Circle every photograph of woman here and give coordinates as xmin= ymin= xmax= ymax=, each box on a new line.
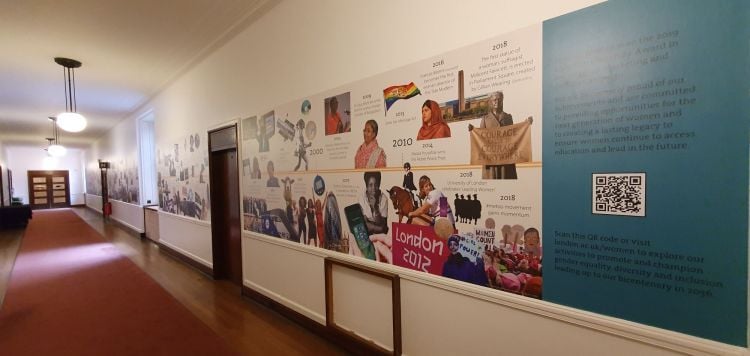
xmin=408 ymin=175 xmax=456 ymax=231
xmin=297 ymin=197 xmax=308 ymax=245
xmin=306 ymin=198 xmax=317 ymax=247
xmin=468 ymin=91 xmax=532 ymax=179
xmin=324 ymin=94 xmax=351 ymax=135
xmin=250 ymin=157 xmax=261 ymax=179
xmin=358 ymin=171 xmax=388 ymax=235
xmin=442 ymin=235 xmax=487 ymax=286
xmin=325 ymin=96 xmax=343 ymax=135
xmin=402 ymin=162 xmax=419 ymax=208
xmin=323 ymin=192 xmax=344 ymax=252
xmin=314 ymin=198 xmax=325 ymax=248
xmin=354 ymin=119 xmax=386 ymax=169
xmin=294 ymin=119 xmax=311 ymax=171
xmin=348 ymin=171 xmax=392 ymax=263
xmin=416 ymin=99 xmax=451 ymax=140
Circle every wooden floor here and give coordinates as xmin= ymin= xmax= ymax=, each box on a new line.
xmin=0 ymin=227 xmax=23 ymax=309
xmin=0 ymin=208 xmax=348 ymax=356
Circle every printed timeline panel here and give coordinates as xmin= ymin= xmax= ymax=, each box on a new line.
xmin=542 ymin=0 xmax=748 ymax=346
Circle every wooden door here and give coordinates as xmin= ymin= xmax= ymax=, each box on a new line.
xmin=209 ymin=125 xmax=242 ymax=285
xmin=27 ymin=170 xmax=70 ymax=209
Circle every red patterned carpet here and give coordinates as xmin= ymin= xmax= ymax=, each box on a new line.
xmin=0 ymin=209 xmax=239 ymax=356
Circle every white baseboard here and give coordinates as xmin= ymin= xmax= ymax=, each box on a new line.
xmin=111 ymin=215 xmax=144 ymax=233
xmin=158 ymin=239 xmax=213 ymax=269
xmin=244 ymin=280 xmax=326 ymax=325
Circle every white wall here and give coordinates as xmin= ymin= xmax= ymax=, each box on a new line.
xmin=85 ymin=112 xmax=143 ymax=230
xmin=6 ymin=145 xmax=85 ymax=205
xmin=158 ymin=211 xmax=213 ymax=267
xmin=105 ymin=1 xmax=746 ymax=354
xmin=84 ymin=141 xmax=101 ymax=196
xmin=109 ymin=199 xmax=145 ymax=233
xmin=137 ymin=114 xmax=157 ymax=205
xmin=86 ymin=193 xmax=102 ymax=212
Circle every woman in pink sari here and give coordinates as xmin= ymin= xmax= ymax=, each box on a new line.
xmin=354 ymin=119 xmax=386 ymax=168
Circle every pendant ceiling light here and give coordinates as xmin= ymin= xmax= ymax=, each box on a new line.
xmin=54 ymin=57 xmax=87 ymax=133
xmin=46 ymin=117 xmax=66 ymax=157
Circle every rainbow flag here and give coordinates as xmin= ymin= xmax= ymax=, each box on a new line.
xmin=383 ymin=82 xmax=421 ymax=112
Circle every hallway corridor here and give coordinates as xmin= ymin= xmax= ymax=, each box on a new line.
xmin=0 ymin=208 xmax=347 ymax=356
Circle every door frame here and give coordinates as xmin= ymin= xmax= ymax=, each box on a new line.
xmin=207 ymin=123 xmax=243 ymax=282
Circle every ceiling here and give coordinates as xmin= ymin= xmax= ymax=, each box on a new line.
xmin=0 ymin=0 xmax=274 ymax=149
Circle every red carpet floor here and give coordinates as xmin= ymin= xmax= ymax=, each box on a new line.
xmin=0 ymin=209 xmax=239 ymax=356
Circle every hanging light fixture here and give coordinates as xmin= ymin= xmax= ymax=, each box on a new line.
xmin=46 ymin=117 xmax=67 ymax=157
xmin=47 ymin=144 xmax=66 ymax=157
xmin=54 ymin=57 xmax=87 ymax=132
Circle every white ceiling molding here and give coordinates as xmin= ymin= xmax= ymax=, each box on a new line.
xmin=0 ymin=0 xmax=277 ymax=148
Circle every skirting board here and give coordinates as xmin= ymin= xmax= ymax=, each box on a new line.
xmin=243 ymin=280 xmax=326 ymax=325
xmin=85 ymin=194 xmax=102 ymax=212
xmin=244 ymin=232 xmax=746 ymax=355
xmin=156 ymin=240 xmax=214 ymax=278
xmin=111 ymin=215 xmax=144 ymax=234
xmin=87 ymin=205 xmax=102 ymax=214
xmin=84 ymin=206 xmax=141 ymax=236
xmin=242 ymin=284 xmax=391 ymax=356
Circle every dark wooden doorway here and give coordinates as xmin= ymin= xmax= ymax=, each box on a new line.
xmin=209 ymin=125 xmax=243 ymax=285
xmin=100 ymin=164 xmax=109 ymax=216
xmin=27 ymin=170 xmax=70 ymax=210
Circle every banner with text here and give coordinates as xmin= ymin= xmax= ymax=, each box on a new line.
xmin=470 ymin=121 xmax=532 ymax=165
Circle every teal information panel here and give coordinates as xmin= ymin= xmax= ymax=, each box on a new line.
xmin=543 ymin=0 xmax=748 ymax=345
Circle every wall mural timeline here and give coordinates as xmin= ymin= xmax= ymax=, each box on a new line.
xmin=236 ymin=0 xmax=748 ymax=347
xmin=76 ymin=0 xmax=745 ymax=347
xmin=85 ymin=155 xmax=139 ymax=205
xmin=157 ymin=132 xmax=211 ymax=221
xmin=85 ymin=164 xmax=101 ymax=197
xmin=242 ymin=24 xmax=543 ymax=298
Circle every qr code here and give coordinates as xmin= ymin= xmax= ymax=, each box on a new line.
xmin=592 ymin=173 xmax=646 ymax=217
